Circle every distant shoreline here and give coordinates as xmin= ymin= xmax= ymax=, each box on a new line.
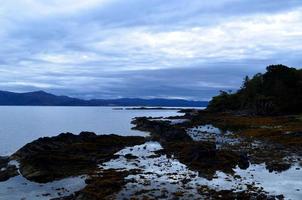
xmin=0 ymin=90 xmax=208 ymax=107
xmin=0 ymin=105 xmax=206 ymax=108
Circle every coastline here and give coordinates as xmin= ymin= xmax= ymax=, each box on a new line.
xmin=0 ymin=108 xmax=301 ymax=199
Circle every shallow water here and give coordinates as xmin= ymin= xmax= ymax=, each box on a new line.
xmin=0 ymin=106 xmax=192 ymax=200
xmin=0 ymin=106 xmax=183 ymax=155
xmin=0 ymin=174 xmax=86 ymax=200
xmin=101 ymin=142 xmax=302 ymax=199
xmin=1 ymin=107 xmax=301 ymax=199
xmin=150 ymin=118 xmax=189 ymax=125
xmin=234 ymin=164 xmax=302 ymax=200
xmin=100 ymin=142 xmax=205 ymax=199
xmin=187 ymin=124 xmax=239 ymax=148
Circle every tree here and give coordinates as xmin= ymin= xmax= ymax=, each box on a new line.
xmin=207 ymin=65 xmax=302 ymax=115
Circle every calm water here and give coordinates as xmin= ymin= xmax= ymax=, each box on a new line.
xmin=0 ymin=106 xmax=183 ymax=155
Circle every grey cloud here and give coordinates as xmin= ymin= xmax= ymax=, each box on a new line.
xmin=0 ymin=0 xmax=301 ymax=100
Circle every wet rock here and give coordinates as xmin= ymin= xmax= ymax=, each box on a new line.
xmin=42 ymin=193 xmax=51 ymax=196
xmin=55 ymin=169 xmax=139 ymax=200
xmin=181 ymin=178 xmax=191 ymax=185
xmin=132 ymin=117 xmax=192 ymax=142
xmin=147 ymin=154 xmax=161 ymax=159
xmin=0 ymin=156 xmax=18 ymax=182
xmin=124 ymin=154 xmax=138 ymax=160
xmin=198 ymin=185 xmax=283 ymax=200
xmin=0 ymin=165 xmax=18 ymax=182
xmin=0 ymin=156 xmax=9 ymax=168
xmin=173 ymin=191 xmax=184 ymax=197
xmin=275 ymin=195 xmax=285 ymax=200
xmin=266 ymin=162 xmax=291 ymax=173
xmin=12 ymin=132 xmax=145 ymax=183
xmin=132 ymin=117 xmax=251 ymax=179
xmin=238 ymin=153 xmax=250 ymax=169
xmin=162 ymin=141 xmax=246 ymax=179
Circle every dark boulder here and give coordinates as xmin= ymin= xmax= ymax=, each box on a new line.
xmin=0 ymin=165 xmax=18 ymax=182
xmin=12 ymin=132 xmax=145 ymax=183
xmin=0 ymin=156 xmax=9 ymax=168
xmin=132 ymin=117 xmax=192 ymax=142
xmin=162 ymin=141 xmax=246 ymax=179
xmin=238 ymin=152 xmax=250 ymax=169
xmin=124 ymin=154 xmax=138 ymax=160
xmin=0 ymin=156 xmax=18 ymax=182
xmin=266 ymin=162 xmax=291 ymax=173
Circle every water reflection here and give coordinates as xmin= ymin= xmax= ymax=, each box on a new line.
xmin=187 ymin=124 xmax=239 ymax=148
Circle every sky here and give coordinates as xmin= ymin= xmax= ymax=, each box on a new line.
xmin=0 ymin=0 xmax=301 ymax=100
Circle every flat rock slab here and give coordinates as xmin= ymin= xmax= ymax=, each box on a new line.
xmin=0 ymin=156 xmax=18 ymax=182
xmin=12 ymin=132 xmax=145 ymax=183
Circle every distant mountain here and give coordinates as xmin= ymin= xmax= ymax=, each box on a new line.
xmin=0 ymin=90 xmax=208 ymax=107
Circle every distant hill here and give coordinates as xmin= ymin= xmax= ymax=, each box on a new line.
xmin=0 ymin=90 xmax=208 ymax=107
xmin=207 ymin=65 xmax=302 ymax=115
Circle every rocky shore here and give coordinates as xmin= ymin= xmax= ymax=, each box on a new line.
xmin=130 ymin=110 xmax=302 ymax=199
xmin=184 ymin=110 xmax=302 ymax=171
xmin=0 ymin=156 xmax=18 ymax=182
xmin=132 ymin=117 xmax=250 ymax=179
xmin=0 ymin=132 xmax=146 ymax=199
xmin=0 ymin=109 xmax=301 ymax=199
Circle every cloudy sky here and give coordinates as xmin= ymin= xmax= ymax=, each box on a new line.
xmin=0 ymin=0 xmax=301 ymax=100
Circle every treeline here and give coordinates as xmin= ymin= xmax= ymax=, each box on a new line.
xmin=207 ymin=65 xmax=302 ymax=115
